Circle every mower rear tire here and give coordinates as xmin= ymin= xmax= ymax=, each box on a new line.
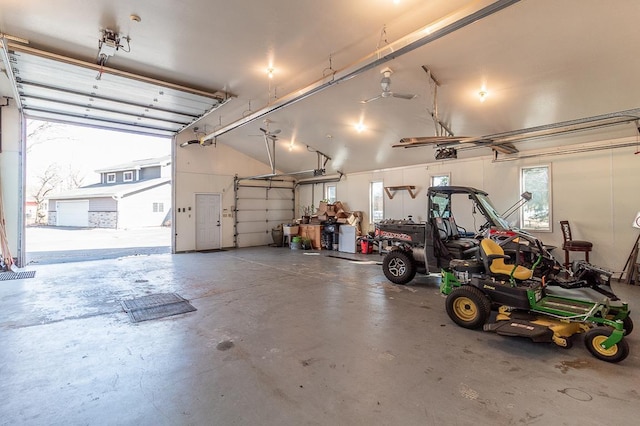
xmin=584 ymin=328 xmax=629 ymax=363
xmin=446 ymin=286 xmax=492 ymax=329
xmin=382 ymin=250 xmax=416 ymax=285
xmin=622 ymin=316 xmax=634 ymax=336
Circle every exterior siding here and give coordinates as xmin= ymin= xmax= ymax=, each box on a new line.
xmin=89 ymin=197 xmax=117 ymax=212
xmin=117 ymin=182 xmax=171 ymax=229
xmin=140 ymin=166 xmax=161 ymax=180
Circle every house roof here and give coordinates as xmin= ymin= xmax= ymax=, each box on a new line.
xmin=95 ymin=155 xmax=171 ymax=174
xmin=48 ymin=177 xmax=170 ymax=201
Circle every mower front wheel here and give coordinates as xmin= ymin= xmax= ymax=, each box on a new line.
xmin=445 ymin=286 xmax=492 ymax=329
xmin=584 ymin=328 xmax=629 ymax=363
xmin=382 ymin=250 xmax=416 ymax=285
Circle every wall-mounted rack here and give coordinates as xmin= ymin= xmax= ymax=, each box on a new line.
xmin=384 ymin=185 xmax=417 ymax=199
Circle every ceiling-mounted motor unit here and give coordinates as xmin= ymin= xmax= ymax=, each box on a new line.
xmin=435 ymin=147 xmax=457 ymax=160
xmin=96 ymin=29 xmax=131 ymax=66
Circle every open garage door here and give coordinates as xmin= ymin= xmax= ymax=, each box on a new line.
xmin=234 ymin=180 xmax=295 ymax=247
xmin=56 ymin=200 xmax=89 ymax=227
xmin=2 ymin=42 xmax=232 ymax=136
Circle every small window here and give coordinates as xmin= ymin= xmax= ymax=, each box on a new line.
xmin=520 ymin=165 xmax=552 ymax=231
xmin=325 ymin=184 xmax=337 ymax=203
xmin=153 ymin=202 xmax=164 ymax=213
xmin=430 ymin=173 xmax=450 ymax=187
xmin=370 ymin=181 xmax=384 ymax=223
xmin=123 ymin=171 xmax=134 ymax=182
xmin=106 ymin=173 xmax=116 ymax=184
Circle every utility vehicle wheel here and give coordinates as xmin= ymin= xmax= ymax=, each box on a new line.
xmin=382 ymin=250 xmax=416 ymax=285
xmin=445 ymin=286 xmax=491 ymax=329
xmin=584 ymin=328 xmax=629 ymax=363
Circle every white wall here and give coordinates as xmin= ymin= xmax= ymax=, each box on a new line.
xmin=0 ymin=104 xmax=23 ymax=265
xmin=174 ymin=133 xmax=277 ymax=251
xmin=118 ymin=183 xmax=171 ymax=229
xmin=297 ymin=138 xmax=640 ymax=273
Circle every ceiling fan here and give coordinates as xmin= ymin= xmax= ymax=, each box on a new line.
xmin=360 ymin=67 xmax=417 ymax=104
xmin=259 ymin=127 xmax=281 ymax=139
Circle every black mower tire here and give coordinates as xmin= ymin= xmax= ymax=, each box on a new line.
xmin=382 ymin=250 xmax=416 ymax=285
xmin=445 ymin=286 xmax=492 ymax=329
xmin=584 ymin=327 xmax=629 ymax=363
xmin=604 ymin=314 xmax=633 ymax=336
xmin=622 ymin=316 xmax=634 ymax=336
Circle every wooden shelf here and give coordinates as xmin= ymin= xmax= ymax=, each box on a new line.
xmin=384 ymin=185 xmax=417 ymax=199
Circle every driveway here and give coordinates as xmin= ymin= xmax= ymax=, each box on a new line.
xmin=26 ymin=226 xmax=171 ymax=265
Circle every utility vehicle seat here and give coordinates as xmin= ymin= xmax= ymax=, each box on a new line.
xmin=434 ymin=216 xmax=478 ymax=257
xmin=480 ymin=238 xmax=533 ymax=280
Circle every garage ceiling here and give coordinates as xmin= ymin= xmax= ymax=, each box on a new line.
xmin=1 ymin=0 xmax=639 ymax=173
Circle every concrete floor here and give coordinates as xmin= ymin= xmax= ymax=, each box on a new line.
xmin=1 ymin=247 xmax=638 ymax=426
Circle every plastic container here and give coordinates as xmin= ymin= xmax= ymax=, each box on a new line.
xmin=361 ymin=239 xmax=374 ymax=254
xmin=290 ymin=236 xmax=302 ymax=250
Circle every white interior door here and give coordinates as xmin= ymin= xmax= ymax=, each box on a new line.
xmin=196 ymin=194 xmax=221 ymax=250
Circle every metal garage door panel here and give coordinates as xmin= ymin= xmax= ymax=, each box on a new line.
xmin=57 ymin=200 xmax=89 ymax=227
xmin=24 ymin=97 xmax=181 ymax=132
xmin=235 ymin=182 xmax=294 ymax=247
xmin=5 ymin=44 xmax=232 ymax=136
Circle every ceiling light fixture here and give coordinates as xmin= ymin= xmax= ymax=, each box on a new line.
xmin=355 ymin=122 xmax=366 ymax=133
xmin=267 ymin=67 xmax=274 ymax=79
xmin=478 ymin=88 xmax=488 ymax=103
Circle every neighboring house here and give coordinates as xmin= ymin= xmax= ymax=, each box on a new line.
xmin=25 ymin=198 xmax=42 ymax=225
xmin=47 ymin=156 xmax=171 ymax=229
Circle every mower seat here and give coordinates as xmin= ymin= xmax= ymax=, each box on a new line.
xmin=480 ymin=238 xmax=533 ymax=281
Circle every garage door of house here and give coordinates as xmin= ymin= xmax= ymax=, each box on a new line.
xmin=57 ymin=200 xmax=89 ymax=227
xmin=235 ymin=180 xmax=295 ymax=247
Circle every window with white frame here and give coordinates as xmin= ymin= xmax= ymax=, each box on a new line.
xmin=430 ymin=173 xmax=450 ymax=187
xmin=370 ymin=181 xmax=384 ymax=223
xmin=520 ymin=165 xmax=552 ymax=231
xmin=106 ymin=173 xmax=116 ymax=184
xmin=123 ymin=171 xmax=134 ymax=182
xmin=325 ymin=184 xmax=337 ymax=203
xmin=153 ymin=202 xmax=164 ymax=213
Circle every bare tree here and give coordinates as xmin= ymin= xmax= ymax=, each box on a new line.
xmin=32 ymin=164 xmax=62 ymax=225
xmin=62 ymin=165 xmax=85 ymax=191
xmin=26 ymin=120 xmax=77 ymax=153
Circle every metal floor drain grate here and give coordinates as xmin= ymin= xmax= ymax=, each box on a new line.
xmin=0 ymin=271 xmax=37 ymax=281
xmin=121 ymin=293 xmax=196 ymax=323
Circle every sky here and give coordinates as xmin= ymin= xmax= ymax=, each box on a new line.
xmin=26 ymin=119 xmax=171 ymax=191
